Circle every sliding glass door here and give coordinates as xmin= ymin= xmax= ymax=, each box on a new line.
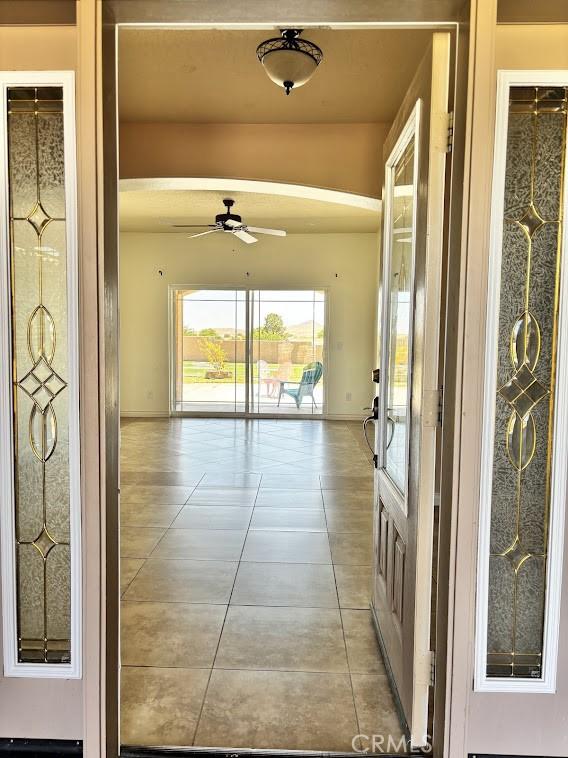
xmin=250 ymin=290 xmax=325 ymax=415
xmin=172 ymin=289 xmax=247 ymax=413
xmin=172 ymin=288 xmax=325 ymax=416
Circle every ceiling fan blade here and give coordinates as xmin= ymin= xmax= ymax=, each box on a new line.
xmin=188 ymin=229 xmax=222 ymax=239
xmin=172 ymin=224 xmax=217 ymax=228
xmin=246 ymin=226 xmax=287 ymax=237
xmin=233 ymin=230 xmax=258 ymax=245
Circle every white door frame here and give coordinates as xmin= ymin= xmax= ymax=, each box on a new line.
xmin=91 ymin=8 xmax=469 ymax=757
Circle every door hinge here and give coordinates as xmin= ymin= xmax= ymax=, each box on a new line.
xmin=429 ymin=650 xmax=436 ymax=687
xmin=446 ymin=111 xmax=454 ymax=153
xmin=423 ymin=388 xmax=443 ymax=428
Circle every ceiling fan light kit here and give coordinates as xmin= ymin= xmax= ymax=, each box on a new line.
xmin=172 ymin=198 xmax=287 ymax=245
xmin=256 ymin=29 xmax=323 ymax=95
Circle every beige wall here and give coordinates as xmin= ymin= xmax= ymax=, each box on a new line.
xmin=0 ymin=24 xmax=83 ymax=741
xmin=495 ymin=23 xmax=568 ymax=68
xmin=119 ymin=231 xmax=378 ymax=418
xmin=119 ymin=122 xmax=388 ymax=198
xmin=0 ymin=25 xmax=76 ymax=70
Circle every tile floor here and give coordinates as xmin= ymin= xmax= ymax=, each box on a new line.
xmin=120 ymin=417 xmax=404 ymax=753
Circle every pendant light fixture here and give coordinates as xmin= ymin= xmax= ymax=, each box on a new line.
xmin=256 ymin=29 xmax=323 ymax=96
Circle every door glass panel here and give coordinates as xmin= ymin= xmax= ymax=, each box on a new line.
xmin=383 ymin=137 xmax=416 ymax=495
xmin=250 ymin=290 xmax=325 ymax=415
xmin=485 ymin=86 xmax=567 ymax=679
xmin=173 ymin=289 xmax=246 ymax=413
xmin=6 ymin=86 xmax=73 ymax=664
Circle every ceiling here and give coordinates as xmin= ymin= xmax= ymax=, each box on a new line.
xmin=118 ymin=28 xmax=432 ymax=124
xmin=120 ymin=188 xmax=380 ymax=234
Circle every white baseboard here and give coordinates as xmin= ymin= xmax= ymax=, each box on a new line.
xmin=120 ymin=410 xmax=365 ymax=421
xmin=325 ymin=413 xmax=366 ymax=421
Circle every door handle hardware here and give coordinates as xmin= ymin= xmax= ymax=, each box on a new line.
xmin=363 ymin=415 xmax=376 ymax=461
xmin=386 ymin=416 xmax=395 ymax=450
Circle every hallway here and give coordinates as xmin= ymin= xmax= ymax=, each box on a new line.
xmin=119 ymin=418 xmax=404 ymax=752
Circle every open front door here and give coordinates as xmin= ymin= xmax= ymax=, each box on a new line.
xmin=372 ymin=32 xmax=450 ymax=748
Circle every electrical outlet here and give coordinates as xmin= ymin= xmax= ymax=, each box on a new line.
xmin=346 ymin=392 xmax=352 ymax=401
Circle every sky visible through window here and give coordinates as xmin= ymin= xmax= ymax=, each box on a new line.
xmin=182 ymin=290 xmax=324 ymax=334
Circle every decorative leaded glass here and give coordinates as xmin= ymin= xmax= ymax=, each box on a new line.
xmin=6 ymin=87 xmax=71 ymax=664
xmin=487 ymin=86 xmax=566 ymax=679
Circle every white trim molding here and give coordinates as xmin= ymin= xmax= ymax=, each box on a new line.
xmin=0 ymin=71 xmax=81 ymax=679
xmin=475 ymin=70 xmax=568 ymax=694
xmin=119 ymin=177 xmax=381 ymax=213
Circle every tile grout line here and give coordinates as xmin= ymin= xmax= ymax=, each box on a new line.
xmin=121 ymin=470 xmax=208 ymax=745
xmin=120 ymin=556 xmax=147 ymax=599
xmin=191 ymin=471 xmax=262 ymax=746
xmin=322 ymin=480 xmax=364 ymax=745
xmin=120 ymin=473 xmax=205 ymax=594
xmin=136 ymin=469 xmax=245 ymax=560
xmin=121 ymin=662 xmax=386 ymax=676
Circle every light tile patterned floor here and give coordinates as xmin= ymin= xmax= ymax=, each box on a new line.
xmin=120 ymin=418 xmax=405 ymax=752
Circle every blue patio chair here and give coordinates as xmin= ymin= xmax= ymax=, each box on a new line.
xmin=277 ymin=361 xmax=323 ymax=409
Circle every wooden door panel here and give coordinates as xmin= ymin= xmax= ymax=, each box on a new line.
xmin=372 ymin=32 xmax=450 ymax=747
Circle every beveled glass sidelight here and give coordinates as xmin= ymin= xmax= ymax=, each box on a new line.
xmin=487 ymin=86 xmax=567 ymax=679
xmin=6 ymin=86 xmax=72 ymax=664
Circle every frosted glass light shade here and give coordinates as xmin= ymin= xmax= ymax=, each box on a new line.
xmin=261 ymin=49 xmax=319 ymax=92
xmin=256 ymin=30 xmax=323 ymax=95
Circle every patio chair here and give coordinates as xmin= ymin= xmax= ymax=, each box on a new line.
xmin=277 ymin=361 xmax=323 ymax=409
xmin=264 ymin=361 xmax=292 ymax=398
xmin=258 ymin=359 xmax=272 ymax=396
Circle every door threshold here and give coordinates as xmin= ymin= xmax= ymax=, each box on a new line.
xmin=121 ymin=747 xmax=405 ymax=758
xmin=0 ymin=739 xmax=82 ymax=756
xmin=169 ymin=412 xmax=326 ymax=420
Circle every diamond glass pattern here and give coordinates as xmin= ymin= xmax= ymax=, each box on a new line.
xmin=27 ymin=201 xmax=52 ymax=236
xmin=18 ymin=356 xmax=67 ymax=412
xmin=33 ymin=528 xmax=57 ymax=559
xmin=503 ymin=537 xmax=532 ymax=572
xmin=498 ymin=362 xmax=549 ymax=419
xmin=518 ymin=203 xmax=545 ymax=238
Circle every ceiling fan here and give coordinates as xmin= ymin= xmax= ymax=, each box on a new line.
xmin=171 ymin=198 xmax=287 ymax=245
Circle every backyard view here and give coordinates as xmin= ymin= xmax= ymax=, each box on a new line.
xmin=174 ymin=289 xmax=325 ymax=414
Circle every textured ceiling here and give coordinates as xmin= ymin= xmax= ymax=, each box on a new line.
xmin=118 ymin=28 xmax=432 ymax=124
xmin=120 ymin=189 xmax=380 ymax=234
